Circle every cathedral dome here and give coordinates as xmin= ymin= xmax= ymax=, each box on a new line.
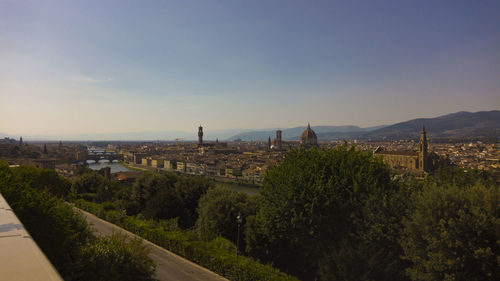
xmin=300 ymin=123 xmax=318 ymax=145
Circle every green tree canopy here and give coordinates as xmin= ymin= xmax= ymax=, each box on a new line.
xmin=72 ymin=171 xmax=107 ymax=194
xmin=246 ymin=145 xmax=409 ymax=280
xmin=426 ymin=164 xmax=497 ymax=189
xmin=9 ymin=165 xmax=72 ymax=198
xmin=196 ymin=186 xmax=257 ymax=249
xmin=402 ymin=183 xmax=499 ymax=281
xmin=175 ymin=174 xmax=213 ymax=227
xmin=131 ymin=171 xmax=212 ymax=227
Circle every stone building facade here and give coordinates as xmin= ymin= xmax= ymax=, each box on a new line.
xmin=374 ymin=125 xmax=430 ymax=172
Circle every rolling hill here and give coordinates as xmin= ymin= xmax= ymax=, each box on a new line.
xmin=362 ymin=110 xmax=500 ymax=140
xmin=228 ymin=110 xmax=500 ymax=141
xmin=229 ymin=125 xmax=386 ymax=141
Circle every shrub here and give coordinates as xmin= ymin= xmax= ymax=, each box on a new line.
xmin=0 ymin=163 xmax=156 ymax=281
xmin=75 ymin=234 xmax=155 ymax=281
xmin=73 ymin=198 xmax=298 ymax=281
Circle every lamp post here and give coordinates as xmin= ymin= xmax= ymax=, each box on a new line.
xmin=236 ymin=212 xmax=242 ymax=256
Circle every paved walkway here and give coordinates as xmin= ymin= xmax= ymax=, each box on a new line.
xmin=77 ymin=208 xmax=228 ymax=281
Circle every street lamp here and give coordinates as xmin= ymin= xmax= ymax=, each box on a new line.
xmin=236 ymin=212 xmax=242 ymax=256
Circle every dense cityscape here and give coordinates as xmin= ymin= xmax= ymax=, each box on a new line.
xmin=2 ymin=124 xmax=499 ymax=184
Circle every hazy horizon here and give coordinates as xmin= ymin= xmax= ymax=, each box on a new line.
xmin=3 ymin=109 xmax=499 ymax=141
xmin=1 ymin=122 xmax=382 ymax=141
xmin=2 ymin=0 xmax=499 ymax=137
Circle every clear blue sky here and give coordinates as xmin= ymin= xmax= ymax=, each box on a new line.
xmin=1 ymin=0 xmax=499 ymax=136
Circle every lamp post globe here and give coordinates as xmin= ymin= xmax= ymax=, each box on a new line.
xmin=236 ymin=212 xmax=242 ymax=256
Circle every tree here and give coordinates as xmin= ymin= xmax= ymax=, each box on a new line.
xmin=35 ymin=169 xmax=72 ymax=198
xmin=75 ymin=164 xmax=94 ymax=175
xmin=426 ymin=165 xmax=497 ymax=189
xmin=143 ymin=186 xmax=186 ymax=221
xmin=196 ymin=186 xmax=256 ymax=249
xmin=131 ymin=172 xmax=173 ymax=212
xmin=10 ymin=166 xmax=72 ymax=198
xmin=401 ymin=183 xmax=499 ymax=281
xmin=246 ymin=145 xmax=409 ymax=280
xmin=131 ymin=172 xmax=211 ymax=227
xmin=174 ymin=174 xmax=212 ymax=227
xmin=72 ymin=171 xmax=106 ymax=194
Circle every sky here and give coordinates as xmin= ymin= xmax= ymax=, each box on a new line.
xmin=1 ymin=0 xmax=499 ymax=138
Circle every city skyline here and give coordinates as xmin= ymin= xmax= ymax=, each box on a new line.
xmin=1 ymin=0 xmax=499 ymax=136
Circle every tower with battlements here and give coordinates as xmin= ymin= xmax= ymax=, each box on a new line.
xmin=198 ymin=126 xmax=203 ymax=147
xmin=276 ymin=130 xmax=282 ymax=150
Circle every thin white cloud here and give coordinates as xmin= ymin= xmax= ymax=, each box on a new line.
xmin=72 ymin=75 xmax=112 ymax=83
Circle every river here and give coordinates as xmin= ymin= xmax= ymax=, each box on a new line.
xmin=87 ymin=161 xmax=131 ymax=173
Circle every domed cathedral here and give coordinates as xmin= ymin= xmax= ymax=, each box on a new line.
xmin=300 ymin=123 xmax=318 ymax=146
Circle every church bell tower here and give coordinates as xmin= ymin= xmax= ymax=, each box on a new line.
xmin=419 ymin=125 xmax=428 ymax=172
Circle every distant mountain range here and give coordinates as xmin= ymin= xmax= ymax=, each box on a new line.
xmin=228 ymin=125 xmax=387 ymax=141
xmin=228 ymin=110 xmax=500 ymax=141
xmin=362 ymin=110 xmax=500 ymax=140
xmin=0 ymin=129 xmax=254 ymax=142
xmin=2 ymin=110 xmax=499 ymax=141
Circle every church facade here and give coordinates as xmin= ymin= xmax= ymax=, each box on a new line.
xmin=374 ymin=125 xmax=430 ymax=172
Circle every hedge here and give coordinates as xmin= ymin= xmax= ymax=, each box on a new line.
xmin=74 ymin=199 xmax=298 ymax=281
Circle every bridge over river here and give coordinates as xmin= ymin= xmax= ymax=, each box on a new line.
xmin=77 ymin=148 xmax=124 ymax=163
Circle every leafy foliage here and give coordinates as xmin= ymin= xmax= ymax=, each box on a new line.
xmin=131 ymin=171 xmax=212 ymax=227
xmin=196 ymin=186 xmax=258 ymax=252
xmin=75 ymin=234 xmax=155 ymax=281
xmin=74 ymin=199 xmax=298 ymax=281
xmin=246 ymin=145 xmax=409 ymax=280
xmin=10 ymin=165 xmax=72 ymax=198
xmin=0 ymin=162 xmax=155 ymax=281
xmin=143 ymin=186 xmax=186 ymax=221
xmin=72 ymin=170 xmax=107 ymax=194
xmin=426 ymin=164 xmax=497 ymax=189
xmin=401 ymin=183 xmax=500 ymax=281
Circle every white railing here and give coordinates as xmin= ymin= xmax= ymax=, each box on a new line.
xmin=0 ymin=193 xmax=63 ymax=281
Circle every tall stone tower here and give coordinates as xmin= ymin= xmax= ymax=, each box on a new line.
xmin=198 ymin=125 xmax=203 ymax=147
xmin=418 ymin=125 xmax=428 ymax=172
xmin=276 ymin=130 xmax=282 ymax=150
xmin=19 ymin=137 xmax=23 ymax=146
xmin=268 ymin=136 xmax=271 ymax=151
